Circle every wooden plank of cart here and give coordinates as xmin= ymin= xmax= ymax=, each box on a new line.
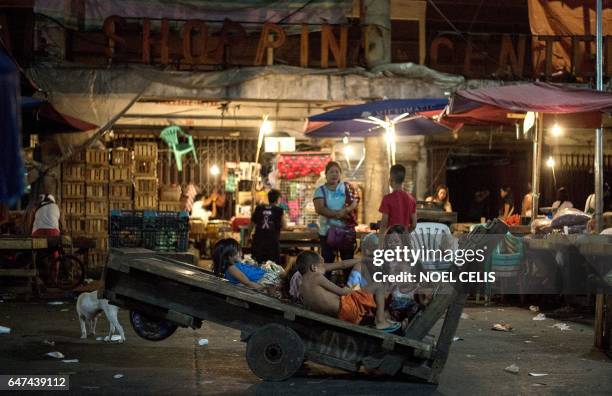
xmin=0 ymin=236 xmax=49 ymax=300
xmin=102 ymin=220 xmax=507 ymax=383
xmin=576 ymin=235 xmax=612 ymax=354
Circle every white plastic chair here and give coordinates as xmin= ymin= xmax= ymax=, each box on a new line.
xmin=411 ymin=222 xmax=457 ymax=271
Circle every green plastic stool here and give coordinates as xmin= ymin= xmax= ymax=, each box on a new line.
xmin=160 ymin=126 xmax=198 ymax=171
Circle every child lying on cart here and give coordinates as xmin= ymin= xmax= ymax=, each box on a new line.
xmin=296 ymin=251 xmax=402 ymax=333
xmin=212 ymin=238 xmax=284 ymax=293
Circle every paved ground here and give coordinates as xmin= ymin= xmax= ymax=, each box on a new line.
xmin=0 ymin=301 xmax=610 ymax=395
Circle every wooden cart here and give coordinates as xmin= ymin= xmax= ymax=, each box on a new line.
xmin=102 ymin=220 xmax=507 ymax=383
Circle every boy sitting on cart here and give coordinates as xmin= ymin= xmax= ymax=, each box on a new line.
xmin=297 ymin=251 xmax=401 ymax=333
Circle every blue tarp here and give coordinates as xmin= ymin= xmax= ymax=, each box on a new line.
xmin=0 ymin=50 xmax=25 ymax=205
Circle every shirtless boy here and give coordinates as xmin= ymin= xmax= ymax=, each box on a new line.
xmin=296 ymin=251 xmax=400 ymax=333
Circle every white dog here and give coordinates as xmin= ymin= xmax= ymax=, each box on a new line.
xmin=76 ymin=290 xmax=125 ymax=343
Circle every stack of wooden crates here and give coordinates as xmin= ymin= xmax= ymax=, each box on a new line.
xmin=61 ymin=147 xmax=135 ymax=271
xmin=109 ymin=148 xmax=133 ymax=211
xmin=133 ymin=142 xmax=158 ymax=210
xmin=84 ymin=148 xmax=110 ymax=268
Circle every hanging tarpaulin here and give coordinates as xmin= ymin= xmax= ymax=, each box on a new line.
xmin=34 ymin=0 xmax=353 ymax=29
xmin=0 ymin=50 xmax=24 ymax=204
xmin=528 ymin=0 xmax=612 ymax=76
xmin=277 ymin=153 xmax=331 ymax=180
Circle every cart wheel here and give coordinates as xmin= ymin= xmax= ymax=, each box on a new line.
xmin=130 ymin=310 xmax=178 ymax=341
xmin=245 ymin=323 xmax=305 ymax=381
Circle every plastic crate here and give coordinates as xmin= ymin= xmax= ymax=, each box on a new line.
xmin=86 ymin=149 xmax=109 ymax=166
xmin=62 ymin=182 xmax=85 ymax=198
xmin=134 ymin=142 xmax=158 ymax=160
xmin=109 ymin=210 xmax=189 ymax=252
xmin=67 ymin=149 xmax=86 ymax=163
xmin=86 ymin=183 xmax=108 ymax=199
xmin=62 ymin=164 xmax=85 ymax=181
xmin=91 ymin=233 xmax=109 ymax=251
xmin=85 ymin=167 xmax=109 ymax=182
xmin=111 ymin=148 xmax=132 ymax=165
xmin=61 ymin=199 xmax=85 ymax=216
xmin=134 ymin=177 xmax=158 ymax=194
xmin=109 ymin=199 xmax=132 ymax=211
xmin=85 ymin=199 xmax=108 ymax=216
xmin=110 ymin=165 xmax=131 ymax=182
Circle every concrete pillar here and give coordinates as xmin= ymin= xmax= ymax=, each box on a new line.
xmin=362 ymin=0 xmax=391 ymax=68
xmin=364 ymin=136 xmax=389 ymax=225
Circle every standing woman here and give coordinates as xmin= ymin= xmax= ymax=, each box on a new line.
xmin=499 ymin=186 xmax=515 ymax=219
xmin=313 ymin=161 xmax=359 ymax=265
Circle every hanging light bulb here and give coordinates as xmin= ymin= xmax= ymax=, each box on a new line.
xmin=551 ymin=123 xmax=562 ymax=137
xmin=546 ymin=156 xmax=556 ymax=168
xmin=343 ymin=145 xmax=353 ymax=159
xmin=342 ymin=136 xmax=349 ymax=144
xmin=210 ymin=164 xmax=220 ymax=175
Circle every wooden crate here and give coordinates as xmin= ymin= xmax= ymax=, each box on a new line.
xmin=65 ymin=215 xmax=85 ymax=233
xmin=85 ymin=167 xmax=109 ymax=182
xmin=109 ymin=199 xmax=132 ymax=211
xmin=134 ymin=194 xmax=158 ymax=210
xmin=134 ymin=142 xmax=158 ymax=159
xmin=67 ymin=149 xmax=86 ymax=163
xmin=85 ymin=216 xmax=108 ymax=234
xmin=85 ymin=199 xmax=108 ymax=216
xmin=87 ymin=250 xmax=108 ymax=269
xmin=111 ymin=148 xmax=132 ymax=165
xmin=159 ymin=201 xmax=184 ymax=212
xmin=62 ymin=164 xmax=85 ymax=181
xmin=109 ymin=182 xmax=132 ymax=200
xmin=90 ymin=233 xmax=109 ymax=251
xmin=61 ymin=182 xmax=85 ymax=198
xmin=109 ymin=165 xmax=131 ymax=182
xmin=134 ymin=160 xmax=157 ymax=177
xmin=86 ymin=148 xmax=109 ymax=166
xmin=134 ymin=177 xmax=158 ymax=194
xmin=61 ymin=199 xmax=85 ymax=216
xmin=86 ymin=183 xmax=108 ymax=199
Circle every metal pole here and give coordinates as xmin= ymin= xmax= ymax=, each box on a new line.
xmin=594 ymin=0 xmax=608 ymax=352
xmin=531 ymin=113 xmax=541 ymax=222
xmin=595 ymin=0 xmax=604 ymax=233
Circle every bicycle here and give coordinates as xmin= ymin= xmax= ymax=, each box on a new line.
xmin=37 ymin=236 xmax=85 ymax=290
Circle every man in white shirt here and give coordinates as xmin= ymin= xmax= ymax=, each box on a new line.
xmin=31 ymin=194 xmax=65 ymax=237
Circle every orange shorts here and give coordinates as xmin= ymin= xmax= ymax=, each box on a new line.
xmin=338 ymin=291 xmax=377 ymax=324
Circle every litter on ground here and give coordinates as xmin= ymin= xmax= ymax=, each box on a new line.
xmin=0 ymin=325 xmax=11 ymax=334
xmin=532 ymin=313 xmax=546 ymax=321
xmin=529 ymin=373 xmax=549 ymax=377
xmin=492 ymin=323 xmax=513 ymax=332
xmin=197 ymin=338 xmax=209 ymax=346
xmin=504 ymin=364 xmax=519 ymax=374
xmin=551 ymin=323 xmax=571 ymax=331
xmin=113 ymin=374 xmax=124 ymax=379
xmin=529 ymin=305 xmax=540 ymax=312
xmin=62 ymin=359 xmax=79 ymax=363
xmin=47 ymin=301 xmax=64 ymax=305
xmin=46 ymin=351 xmax=65 ymax=359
